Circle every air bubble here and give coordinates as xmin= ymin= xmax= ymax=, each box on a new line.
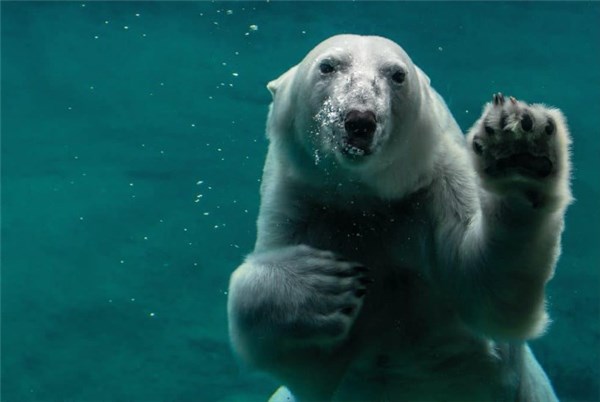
xmin=313 ymin=150 xmax=321 ymax=165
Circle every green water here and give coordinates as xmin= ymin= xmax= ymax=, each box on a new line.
xmin=1 ymin=2 xmax=599 ymax=401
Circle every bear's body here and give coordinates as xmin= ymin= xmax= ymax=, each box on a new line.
xmin=228 ymin=35 xmax=571 ymax=401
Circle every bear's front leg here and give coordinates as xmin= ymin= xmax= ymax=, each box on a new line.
xmin=458 ymin=94 xmax=572 ymax=338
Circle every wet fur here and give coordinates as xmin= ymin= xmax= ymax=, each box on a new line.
xmin=228 ymin=35 xmax=571 ymax=401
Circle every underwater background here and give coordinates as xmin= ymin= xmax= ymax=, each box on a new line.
xmin=1 ymin=2 xmax=599 ymax=401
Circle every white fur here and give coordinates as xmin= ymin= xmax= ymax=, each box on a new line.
xmin=228 ymin=35 xmax=571 ymax=401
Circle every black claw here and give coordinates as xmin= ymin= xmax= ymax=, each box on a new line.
xmin=493 ymin=93 xmax=505 ymax=105
xmin=472 ymin=138 xmax=483 ymax=155
xmin=354 ymin=289 xmax=367 ymax=298
xmin=340 ymin=306 xmax=355 ymax=316
xmin=358 ymin=277 xmax=375 ymax=286
xmin=521 ymin=112 xmax=533 ymax=132
xmin=352 ymin=265 xmax=370 ymax=274
xmin=545 ymin=118 xmax=555 ymax=135
xmin=484 ymin=125 xmax=494 ymax=135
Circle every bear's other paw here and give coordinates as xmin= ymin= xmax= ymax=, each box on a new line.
xmin=250 ymin=245 xmax=372 ymax=345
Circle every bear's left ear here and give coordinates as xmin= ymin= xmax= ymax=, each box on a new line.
xmin=265 ymin=65 xmax=299 ymax=140
xmin=267 ymin=65 xmax=298 ymax=98
xmin=415 ymin=65 xmax=431 ymax=86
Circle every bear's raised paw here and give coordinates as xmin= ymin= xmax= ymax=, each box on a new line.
xmin=470 ymin=93 xmax=567 ymax=181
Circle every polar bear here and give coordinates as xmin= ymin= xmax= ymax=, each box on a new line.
xmin=227 ymin=35 xmax=571 ymax=401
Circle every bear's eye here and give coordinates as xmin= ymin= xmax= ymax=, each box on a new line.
xmin=319 ymin=62 xmax=335 ymax=74
xmin=391 ymin=70 xmax=406 ymax=84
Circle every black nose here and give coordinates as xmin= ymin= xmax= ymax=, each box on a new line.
xmin=344 ymin=110 xmax=377 ymax=138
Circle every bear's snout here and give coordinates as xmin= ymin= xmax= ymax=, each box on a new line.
xmin=344 ymin=110 xmax=377 ymax=150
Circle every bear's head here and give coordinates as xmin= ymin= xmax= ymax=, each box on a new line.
xmin=266 ymin=35 xmax=442 ymax=199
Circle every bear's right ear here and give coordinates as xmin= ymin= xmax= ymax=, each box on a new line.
xmin=267 ymin=65 xmax=298 ymax=98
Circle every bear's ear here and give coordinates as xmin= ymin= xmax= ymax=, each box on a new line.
xmin=415 ymin=66 xmax=431 ymax=86
xmin=267 ymin=65 xmax=298 ymax=98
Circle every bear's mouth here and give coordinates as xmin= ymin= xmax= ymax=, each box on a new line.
xmin=341 ymin=136 xmax=373 ymax=157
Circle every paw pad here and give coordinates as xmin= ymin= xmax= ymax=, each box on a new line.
xmin=521 ymin=112 xmax=533 ymax=132
xmin=545 ymin=119 xmax=555 ymax=136
xmin=473 ymin=139 xmax=484 ymax=155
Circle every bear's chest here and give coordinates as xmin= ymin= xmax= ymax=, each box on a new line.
xmin=291 ymin=196 xmax=447 ymax=337
xmin=291 ymin=195 xmax=430 ymax=268
xmin=288 ymin=193 xmax=469 ymax=344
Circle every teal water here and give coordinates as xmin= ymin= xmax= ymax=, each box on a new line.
xmin=1 ymin=2 xmax=599 ymax=401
